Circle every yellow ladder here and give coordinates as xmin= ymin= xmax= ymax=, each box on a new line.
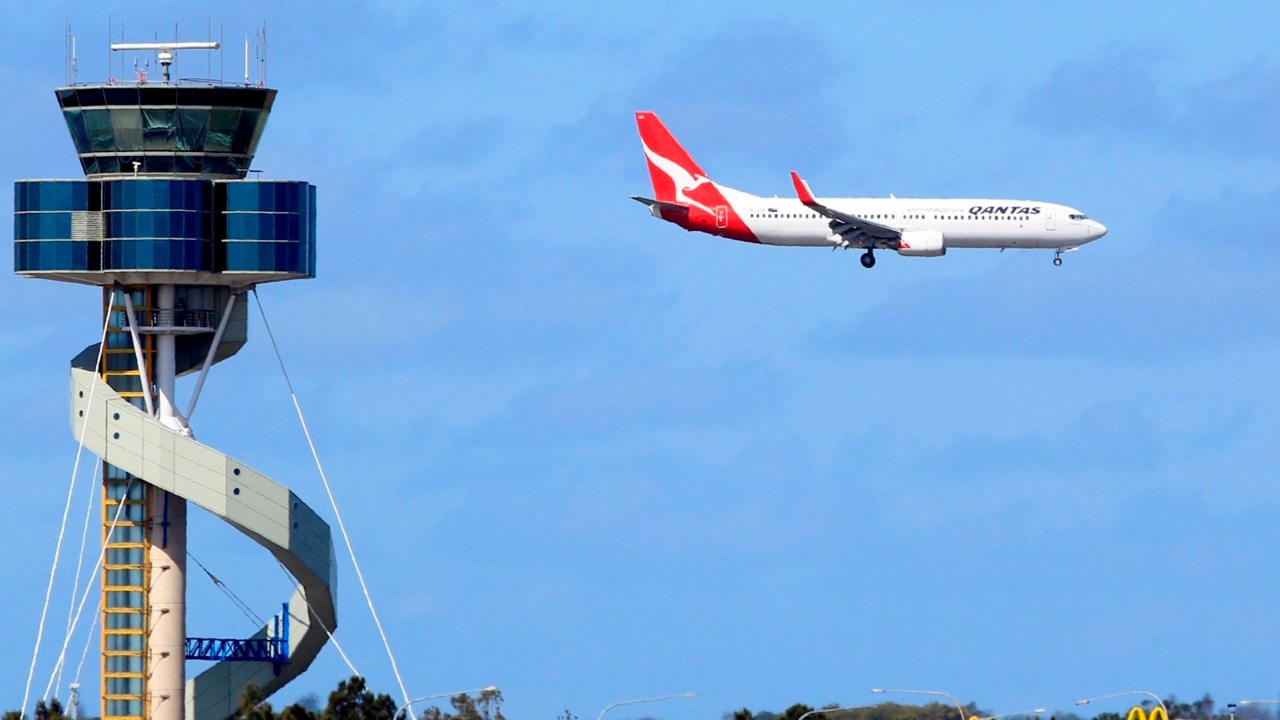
xmin=100 ymin=287 xmax=152 ymax=720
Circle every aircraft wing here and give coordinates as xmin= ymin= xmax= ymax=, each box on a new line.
xmin=790 ymin=172 xmax=900 ymax=240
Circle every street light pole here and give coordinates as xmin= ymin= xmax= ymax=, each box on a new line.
xmin=1075 ymin=691 xmax=1168 ymax=718
xmin=872 ymin=687 xmax=969 ymax=720
xmin=596 ymin=692 xmax=697 ymax=720
xmin=396 ymin=686 xmax=501 ymax=720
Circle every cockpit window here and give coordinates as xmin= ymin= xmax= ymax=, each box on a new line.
xmin=1069 ymin=213 xmax=1089 ymax=220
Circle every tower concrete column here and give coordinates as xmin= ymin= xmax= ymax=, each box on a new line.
xmin=148 ymin=490 xmax=187 ymax=720
xmin=150 ymin=283 xmax=187 ymax=720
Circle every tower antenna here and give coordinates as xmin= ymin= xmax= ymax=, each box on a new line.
xmin=110 ymin=40 xmax=219 ymax=85
xmin=260 ymin=22 xmax=268 ymax=86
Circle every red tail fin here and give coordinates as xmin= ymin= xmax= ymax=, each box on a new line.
xmin=635 ymin=111 xmax=710 ymax=202
xmin=633 ymin=111 xmax=760 ymax=244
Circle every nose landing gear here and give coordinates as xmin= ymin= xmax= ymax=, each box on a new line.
xmin=1053 ymin=249 xmax=1063 ymax=266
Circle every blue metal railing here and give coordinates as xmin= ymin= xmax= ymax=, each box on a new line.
xmin=185 ymin=603 xmax=290 ymax=668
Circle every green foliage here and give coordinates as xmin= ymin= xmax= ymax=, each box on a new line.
xmin=34 ymin=700 xmax=69 ymax=720
xmin=732 ymin=701 xmax=994 ymax=720
xmin=1 ymin=698 xmax=74 ymax=720
xmin=230 ymin=675 xmax=397 ymax=720
xmin=8 ymin=684 xmax=1267 ymax=720
xmin=780 ymin=706 xmax=816 ymax=720
xmin=322 ymin=676 xmax=397 ymax=720
xmin=236 ymin=683 xmax=277 ymax=720
xmin=418 ymin=688 xmax=505 ymax=720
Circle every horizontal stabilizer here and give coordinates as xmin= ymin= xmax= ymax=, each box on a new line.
xmin=631 ymin=196 xmax=690 ymax=216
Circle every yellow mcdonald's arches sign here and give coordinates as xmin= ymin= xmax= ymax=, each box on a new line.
xmin=1126 ymin=707 xmax=1168 ymax=720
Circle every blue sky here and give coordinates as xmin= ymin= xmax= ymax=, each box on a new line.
xmin=4 ymin=1 xmax=1280 ymax=718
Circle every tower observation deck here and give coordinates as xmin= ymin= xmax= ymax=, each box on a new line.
xmin=15 ymin=37 xmax=336 ymax=720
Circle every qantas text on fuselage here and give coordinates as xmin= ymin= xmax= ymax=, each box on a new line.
xmin=631 ymin=111 xmax=1107 ymax=268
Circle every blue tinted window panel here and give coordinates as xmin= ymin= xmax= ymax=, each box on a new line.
xmin=224 ymin=243 xmax=251 ymax=271
xmin=150 ymin=240 xmax=169 ymax=269
xmin=36 ymin=213 xmax=72 ymax=239
xmin=233 ymin=109 xmax=262 ymax=155
xmin=226 ymin=214 xmax=245 ymax=238
xmin=83 ymin=108 xmax=114 ymax=152
xmin=148 ymin=181 xmax=168 ymax=208
xmin=62 ymin=109 xmax=92 ymax=154
xmin=150 ymin=212 xmax=169 ymax=238
xmin=32 ymin=242 xmax=47 ymax=270
xmin=227 ymin=182 xmax=257 ymax=210
xmin=142 ymin=107 xmax=176 ymax=150
xmin=109 ymin=108 xmax=143 ymax=151
xmin=133 ymin=213 xmax=151 ymax=238
xmin=176 ymin=154 xmax=201 ymax=174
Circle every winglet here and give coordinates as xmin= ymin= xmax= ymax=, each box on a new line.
xmin=790 ymin=171 xmax=817 ymax=207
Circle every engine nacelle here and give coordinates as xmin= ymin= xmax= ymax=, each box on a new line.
xmin=896 ymin=229 xmax=946 ymax=257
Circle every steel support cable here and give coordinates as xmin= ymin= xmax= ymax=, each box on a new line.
xmin=189 ymin=551 xmax=267 ymax=629
xmin=252 ymin=288 xmax=410 ymax=707
xmin=275 ymin=559 xmax=360 ymax=678
xmin=71 ymin=596 xmax=102 ymax=687
xmin=21 ymin=310 xmax=110 ymax=715
xmin=43 ymin=478 xmax=135 ymax=700
xmin=53 ymin=461 xmax=101 ymax=694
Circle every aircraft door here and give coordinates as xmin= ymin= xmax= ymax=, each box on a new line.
xmin=716 ymin=205 xmax=729 ymax=228
xmin=1045 ymin=211 xmax=1056 ymax=231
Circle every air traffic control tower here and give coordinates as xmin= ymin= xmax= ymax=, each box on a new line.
xmin=14 ymin=39 xmax=337 ymax=720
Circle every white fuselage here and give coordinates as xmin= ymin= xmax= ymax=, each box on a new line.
xmin=725 ymin=188 xmax=1106 ymax=250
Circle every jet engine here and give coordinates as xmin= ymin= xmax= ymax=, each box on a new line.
xmin=896 ymin=230 xmax=945 ymax=257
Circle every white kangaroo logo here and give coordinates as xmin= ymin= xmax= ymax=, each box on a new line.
xmin=641 ymin=140 xmax=719 ymax=217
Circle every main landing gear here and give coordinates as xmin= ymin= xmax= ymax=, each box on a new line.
xmin=860 ymin=250 xmax=876 ymax=269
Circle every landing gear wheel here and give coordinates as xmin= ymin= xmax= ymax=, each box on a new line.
xmin=1053 ymin=256 xmax=1063 ymax=267
xmin=860 ymin=251 xmax=876 ymax=269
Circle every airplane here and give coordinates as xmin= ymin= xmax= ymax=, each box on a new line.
xmin=632 ymin=111 xmax=1106 ymax=268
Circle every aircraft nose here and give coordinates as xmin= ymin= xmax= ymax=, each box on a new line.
xmin=1091 ymin=220 xmax=1108 ymax=240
